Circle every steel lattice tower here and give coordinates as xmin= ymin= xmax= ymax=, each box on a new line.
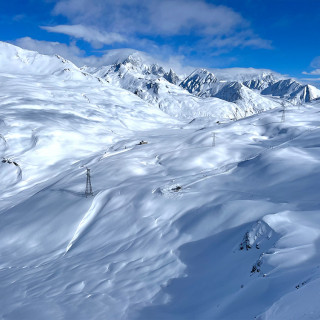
xmin=85 ymin=168 xmax=93 ymax=197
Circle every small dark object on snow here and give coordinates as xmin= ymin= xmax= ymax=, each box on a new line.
xmin=138 ymin=140 xmax=148 ymax=145
xmin=13 ymin=162 xmax=19 ymax=166
xmin=172 ymin=186 xmax=182 ymax=192
xmin=240 ymin=231 xmax=251 ymax=250
xmin=2 ymin=159 xmax=6 ymax=163
xmin=251 ymin=265 xmax=260 ymax=273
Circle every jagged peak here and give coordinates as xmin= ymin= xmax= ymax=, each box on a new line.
xmin=163 ymin=68 xmax=180 ymax=85
xmin=180 ymin=68 xmax=217 ymax=95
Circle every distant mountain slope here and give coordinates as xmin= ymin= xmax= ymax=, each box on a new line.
xmin=0 ymin=41 xmax=91 ymax=80
xmin=3 ymin=41 xmax=319 ymax=118
xmin=261 ymin=79 xmax=320 ymax=103
xmin=180 ymin=69 xmax=281 ymax=114
xmin=181 ymin=66 xmax=320 ymax=104
xmin=92 ymin=55 xmax=283 ymax=120
xmin=180 ymin=68 xmax=217 ymax=95
xmin=92 ymin=54 xmax=242 ymax=120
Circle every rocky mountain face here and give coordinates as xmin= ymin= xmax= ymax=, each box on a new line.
xmin=181 ymin=68 xmax=320 ymax=104
xmin=243 ymin=73 xmax=277 ymax=90
xmin=261 ymin=79 xmax=320 ymax=103
xmin=89 ymin=53 xmax=320 ymax=122
xmin=180 ymin=68 xmax=217 ymax=95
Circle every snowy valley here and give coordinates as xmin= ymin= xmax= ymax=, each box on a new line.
xmin=1 ymin=42 xmax=320 ymax=320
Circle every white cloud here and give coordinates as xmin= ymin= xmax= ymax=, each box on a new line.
xmin=41 ymin=25 xmax=127 ymax=48
xmin=207 ymin=31 xmax=272 ymax=50
xmin=302 ymin=69 xmax=320 ymax=75
xmin=50 ymin=0 xmax=271 ymax=51
xmin=11 ymin=37 xmax=195 ymax=74
xmin=301 ymin=77 xmax=320 ymax=81
xmin=311 ymin=56 xmax=320 ymax=69
xmin=14 ymin=37 xmax=85 ymax=63
xmin=52 ymin=0 xmax=245 ymax=37
xmin=302 ymin=56 xmax=320 ymax=76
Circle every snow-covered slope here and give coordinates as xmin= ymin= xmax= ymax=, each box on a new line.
xmin=180 ymin=70 xmax=281 ymax=115
xmin=86 ymin=50 xmax=320 ymax=119
xmin=2 ymin=42 xmax=320 ymax=320
xmin=92 ymin=54 xmax=243 ymax=121
xmin=208 ymin=67 xmax=283 ymax=83
xmin=261 ymin=79 xmax=320 ymax=103
xmin=181 ymin=67 xmax=320 ymax=105
xmin=242 ymin=73 xmax=278 ymax=90
xmin=0 ymin=42 xmax=91 ymax=81
xmin=91 ymin=54 xmax=286 ymax=121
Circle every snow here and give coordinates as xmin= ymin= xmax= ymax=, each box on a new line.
xmin=261 ymin=79 xmax=320 ymax=103
xmin=208 ymin=67 xmax=284 ymax=83
xmin=1 ymin=42 xmax=320 ymax=320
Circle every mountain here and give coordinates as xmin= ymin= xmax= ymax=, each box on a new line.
xmin=92 ymin=55 xmax=284 ymax=120
xmin=243 ymin=73 xmax=278 ymax=90
xmin=2 ymin=42 xmax=320 ymax=320
xmin=0 ymin=41 xmax=92 ymax=81
xmin=163 ymin=68 xmax=180 ymax=85
xmin=181 ymin=66 xmax=320 ymax=105
xmin=180 ymin=69 xmax=281 ymax=115
xmin=208 ymin=67 xmax=283 ymax=82
xmin=92 ymin=54 xmax=243 ymax=120
xmin=261 ymin=79 xmax=320 ymax=103
xmin=180 ymin=68 xmax=217 ymax=94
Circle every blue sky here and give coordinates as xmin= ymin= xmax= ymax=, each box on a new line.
xmin=1 ymin=0 xmax=320 ymax=81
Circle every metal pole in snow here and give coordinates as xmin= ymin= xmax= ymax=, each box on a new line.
xmin=212 ymin=132 xmax=216 ymax=147
xmin=281 ymin=103 xmax=286 ymax=123
xmin=85 ymin=168 xmax=93 ymax=197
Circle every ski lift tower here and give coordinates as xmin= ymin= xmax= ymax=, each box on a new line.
xmin=85 ymin=168 xmax=93 ymax=197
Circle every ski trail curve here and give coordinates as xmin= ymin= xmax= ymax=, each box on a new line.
xmin=65 ymin=190 xmax=110 ymax=254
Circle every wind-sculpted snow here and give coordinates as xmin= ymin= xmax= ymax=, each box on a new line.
xmin=2 ymin=43 xmax=320 ymax=320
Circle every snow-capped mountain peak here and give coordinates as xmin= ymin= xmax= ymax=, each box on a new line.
xmin=261 ymin=78 xmax=320 ymax=103
xmin=0 ymin=41 xmax=79 ymax=76
xmin=180 ymin=68 xmax=217 ymax=94
xmin=163 ymin=68 xmax=180 ymax=85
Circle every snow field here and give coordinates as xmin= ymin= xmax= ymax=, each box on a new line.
xmin=1 ymin=42 xmax=320 ymax=319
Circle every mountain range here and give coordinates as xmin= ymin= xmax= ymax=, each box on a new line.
xmin=1 ymin=41 xmax=320 ymax=320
